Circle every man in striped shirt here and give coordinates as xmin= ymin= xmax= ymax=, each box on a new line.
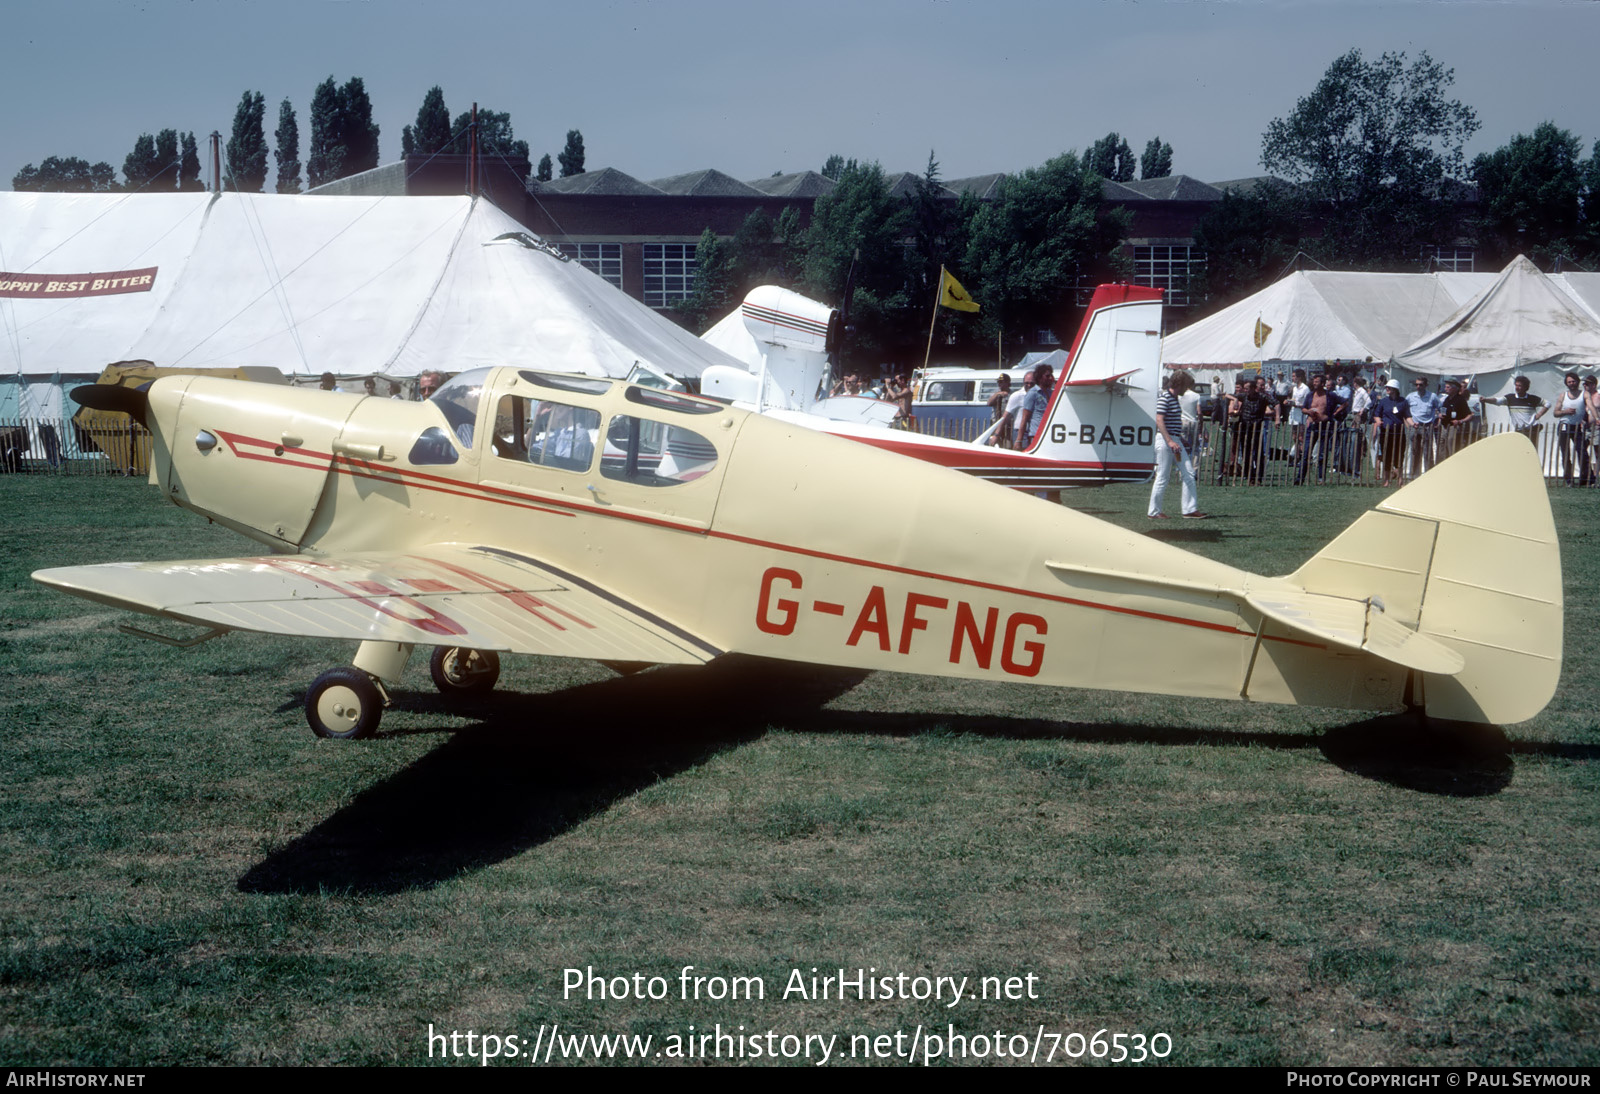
xmin=1149 ymin=370 xmax=1205 ymax=519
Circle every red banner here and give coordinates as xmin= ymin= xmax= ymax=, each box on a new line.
xmin=0 ymin=267 xmax=158 ymax=298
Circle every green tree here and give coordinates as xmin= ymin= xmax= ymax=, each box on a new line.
xmin=1085 ymin=132 xmax=1136 ymax=182
xmin=821 ymin=154 xmax=846 ymax=181
xmin=801 ymin=159 xmax=913 ymax=356
xmin=224 ymin=91 xmax=269 ymax=192
xmin=450 ymin=108 xmax=529 ymax=160
xmin=558 ymin=129 xmax=585 ymax=177
xmin=1261 ymin=48 xmax=1479 ymax=267
xmin=153 ymin=129 xmax=180 ymax=190
xmin=1585 ymin=142 xmax=1600 ymax=258
xmin=179 ymin=132 xmax=203 ymax=191
xmin=12 ymin=157 xmax=118 ymax=192
xmin=1190 ymin=185 xmax=1302 ymax=313
xmin=1140 ymin=137 xmax=1173 ymax=180
xmin=336 ymin=77 xmax=381 ymax=176
xmin=404 ymin=86 xmax=453 ymax=156
xmin=962 ymin=151 xmax=1126 ymax=345
xmin=123 ymin=134 xmax=160 ymax=190
xmin=677 ymin=209 xmax=804 ymax=332
xmin=306 ymin=77 xmax=343 ymax=187
xmin=774 ymin=205 xmax=803 ymax=254
xmin=306 ymin=76 xmax=379 ymax=186
xmin=274 ymin=99 xmax=302 ymax=194
xmin=536 ymin=153 xmax=553 ymax=182
xmin=904 ymin=150 xmax=971 ymax=345
xmin=1471 ymin=122 xmax=1585 ymax=266
xmin=676 ymin=227 xmax=733 ymax=332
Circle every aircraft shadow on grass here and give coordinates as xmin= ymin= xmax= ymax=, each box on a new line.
xmin=237 ymin=657 xmax=1595 ymax=896
xmin=237 ymin=656 xmax=870 ymax=896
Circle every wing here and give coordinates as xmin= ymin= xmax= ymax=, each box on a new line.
xmin=32 ymin=544 xmax=721 ymax=665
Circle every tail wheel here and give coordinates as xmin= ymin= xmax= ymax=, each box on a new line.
xmin=306 ymin=667 xmax=383 ymax=740
xmin=430 ymin=647 xmax=501 ymax=695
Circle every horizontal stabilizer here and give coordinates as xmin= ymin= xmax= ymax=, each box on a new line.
xmin=1043 ymin=560 xmax=1464 ymax=675
xmin=1244 ymin=589 xmax=1464 ymax=675
xmin=1059 ymin=368 xmax=1142 ymax=389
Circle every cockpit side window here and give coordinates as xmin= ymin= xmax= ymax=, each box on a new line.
xmin=430 ymin=367 xmax=493 ymax=448
xmin=407 ymin=426 xmax=459 ymax=465
xmin=601 ymin=415 xmax=718 ymax=487
xmin=493 ymin=395 xmax=600 ymax=473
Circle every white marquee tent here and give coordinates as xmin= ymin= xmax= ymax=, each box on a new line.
xmin=1392 ymin=255 xmax=1600 ymax=378
xmin=1162 ymin=259 xmax=1600 ymax=423
xmin=1160 ymin=269 xmax=1492 ymax=378
xmin=0 ymin=190 xmax=737 ymax=418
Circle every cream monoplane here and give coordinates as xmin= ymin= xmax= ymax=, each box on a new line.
xmin=37 ymin=368 xmax=1561 ymax=739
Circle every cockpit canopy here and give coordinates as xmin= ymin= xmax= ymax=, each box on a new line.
xmin=429 ymin=367 xmax=494 ymax=447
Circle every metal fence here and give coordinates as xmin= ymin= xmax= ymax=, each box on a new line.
xmin=913 ymin=415 xmax=1592 ymax=487
xmin=2 ymin=413 xmax=1592 ymax=485
xmin=1183 ymin=420 xmax=1587 ymax=487
xmin=0 ymin=417 xmax=152 ymax=476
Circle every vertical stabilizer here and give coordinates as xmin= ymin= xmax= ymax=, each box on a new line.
xmin=1289 ymin=432 xmax=1562 ymax=724
xmin=1023 ymin=285 xmax=1163 ymax=474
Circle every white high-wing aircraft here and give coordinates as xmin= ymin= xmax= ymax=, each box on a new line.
xmin=700 ymin=283 xmax=1161 ymax=492
xmin=34 ymin=367 xmax=1561 ymax=741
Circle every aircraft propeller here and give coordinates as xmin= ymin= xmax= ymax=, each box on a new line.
xmin=71 ymin=382 xmax=149 ymax=427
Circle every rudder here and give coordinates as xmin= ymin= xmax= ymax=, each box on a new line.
xmin=1289 ymin=432 xmax=1562 ymax=724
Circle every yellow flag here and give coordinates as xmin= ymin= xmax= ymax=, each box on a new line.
xmin=938 ymin=266 xmax=980 ymax=312
xmin=1253 ymin=318 xmax=1273 ymax=348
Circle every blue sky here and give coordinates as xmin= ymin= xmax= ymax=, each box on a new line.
xmin=4 ymin=0 xmax=1596 ymax=191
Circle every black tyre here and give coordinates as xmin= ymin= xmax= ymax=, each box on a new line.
xmin=306 ymin=667 xmax=383 ymax=740
xmin=429 ymin=647 xmax=501 ymax=695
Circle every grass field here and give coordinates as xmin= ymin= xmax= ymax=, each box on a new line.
xmin=2 ymin=474 xmax=1597 ymax=1067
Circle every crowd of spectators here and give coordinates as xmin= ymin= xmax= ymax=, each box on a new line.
xmin=1197 ymin=367 xmax=1600 ymax=488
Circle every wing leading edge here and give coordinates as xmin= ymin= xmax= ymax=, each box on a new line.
xmin=32 ymin=545 xmax=721 ymax=666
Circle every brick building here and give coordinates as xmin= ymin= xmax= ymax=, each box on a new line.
xmin=330 ymin=154 xmax=1476 ymax=343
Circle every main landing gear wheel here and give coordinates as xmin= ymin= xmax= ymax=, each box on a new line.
xmin=306 ymin=667 xmax=384 ymax=740
xmin=430 ymin=647 xmax=501 ymax=695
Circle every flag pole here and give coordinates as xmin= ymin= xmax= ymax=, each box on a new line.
xmin=923 ymin=266 xmax=943 ymax=372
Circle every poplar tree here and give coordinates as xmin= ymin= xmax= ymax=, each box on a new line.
xmin=405 ymin=86 xmax=452 ymax=156
xmin=306 ymin=77 xmax=342 ymax=187
xmin=123 ymin=134 xmax=160 ymax=190
xmin=274 ymin=99 xmax=302 ymax=193
xmin=1140 ymin=137 xmax=1173 ymax=180
xmin=558 ymin=129 xmax=585 ymax=177
xmin=306 ymin=75 xmax=379 ymax=185
xmin=179 ymin=132 xmax=203 ymax=191
xmin=224 ymin=90 xmax=269 ymax=192
xmin=153 ymin=129 xmax=180 ymax=189
xmin=1084 ymin=132 xmax=1136 ymax=182
xmin=336 ymin=77 xmax=381 ymax=175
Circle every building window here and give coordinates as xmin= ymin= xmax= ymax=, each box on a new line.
xmin=643 ymin=243 xmax=697 ymax=308
xmin=560 ymin=243 xmax=623 ymax=289
xmin=1133 ymin=245 xmax=1203 ymax=306
xmin=1034 ymin=328 xmax=1060 ymax=346
xmin=1429 ymin=247 xmax=1474 ymax=272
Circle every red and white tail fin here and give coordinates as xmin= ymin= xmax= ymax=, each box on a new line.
xmin=1020 ymin=285 xmax=1163 ymax=478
